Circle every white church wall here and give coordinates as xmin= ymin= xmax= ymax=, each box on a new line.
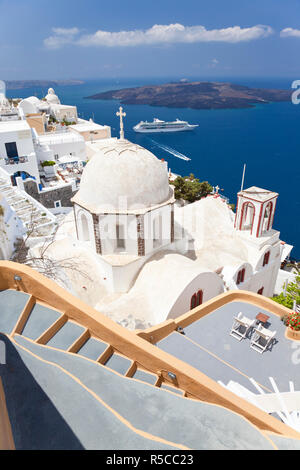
xmin=165 ymin=272 xmax=224 ymax=323
xmin=99 ymin=214 xmax=138 ymax=256
xmin=110 ymin=257 xmax=146 ymax=293
xmin=144 ymin=204 xmax=172 ymax=255
xmin=74 ymin=206 xmax=96 ymax=251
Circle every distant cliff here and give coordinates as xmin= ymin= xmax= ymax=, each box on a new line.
xmin=5 ymin=80 xmax=84 ymax=90
xmin=86 ymin=81 xmax=292 ymax=110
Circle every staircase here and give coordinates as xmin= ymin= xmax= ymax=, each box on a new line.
xmin=0 ymin=287 xmax=290 ymax=450
xmin=0 ymin=178 xmax=56 ymax=238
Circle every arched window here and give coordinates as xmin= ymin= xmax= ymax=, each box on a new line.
xmin=80 ymin=213 xmax=90 ymax=241
xmin=153 ymin=215 xmax=163 ymax=249
xmin=262 ymin=202 xmax=273 ymax=232
xmin=197 ymin=290 xmax=203 ymax=306
xmin=263 ymin=251 xmax=270 ymax=267
xmin=190 ymin=290 xmax=203 ymax=310
xmin=116 ymin=223 xmax=125 ymax=250
xmin=257 ymin=287 xmax=264 ymax=295
xmin=240 ymin=202 xmax=255 ymax=233
xmin=190 ymin=294 xmax=197 ymax=310
xmin=237 ymin=268 xmax=245 ymax=285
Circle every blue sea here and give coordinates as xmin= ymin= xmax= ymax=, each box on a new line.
xmin=7 ymin=77 xmax=300 ymax=258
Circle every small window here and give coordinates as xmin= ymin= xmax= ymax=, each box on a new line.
xmin=153 ymin=215 xmax=163 ymax=249
xmin=190 ymin=290 xmax=203 ymax=310
xmin=116 ymin=224 xmax=125 ymax=250
xmin=197 ymin=290 xmax=203 ymax=306
xmin=54 ymin=154 xmax=59 ymax=161
xmin=5 ymin=142 xmax=18 ymax=158
xmin=237 ymin=268 xmax=245 ymax=285
xmin=263 ymin=251 xmax=270 ymax=267
xmin=54 ymin=200 xmax=61 ymax=208
xmin=190 ymin=294 xmax=197 ymax=310
xmin=257 ymin=287 xmax=264 ymax=295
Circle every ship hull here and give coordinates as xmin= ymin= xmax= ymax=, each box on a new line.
xmin=133 ymin=125 xmax=198 ymax=133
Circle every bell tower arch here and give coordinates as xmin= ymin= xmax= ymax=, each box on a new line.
xmin=235 ymin=186 xmax=278 ymax=238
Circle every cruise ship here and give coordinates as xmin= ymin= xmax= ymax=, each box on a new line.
xmin=133 ymin=118 xmax=198 ymax=133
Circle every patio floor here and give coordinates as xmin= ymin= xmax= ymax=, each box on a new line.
xmin=157 ymin=301 xmax=300 ymax=395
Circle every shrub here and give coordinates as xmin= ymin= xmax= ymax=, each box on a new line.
xmin=171 ymin=175 xmax=213 ymax=203
xmin=41 ymin=161 xmax=56 ymax=167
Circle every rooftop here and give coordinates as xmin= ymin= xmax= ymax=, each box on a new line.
xmin=0 ymin=119 xmax=31 ymax=132
xmin=238 ymin=186 xmax=279 ymax=202
xmin=69 ymin=120 xmax=108 ymax=132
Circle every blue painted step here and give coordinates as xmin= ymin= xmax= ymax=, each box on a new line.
xmin=0 ymin=290 xmax=29 ymax=334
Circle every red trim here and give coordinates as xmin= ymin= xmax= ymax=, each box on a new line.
xmin=237 ymin=193 xmax=278 ymax=205
xmin=197 ymin=290 xmax=203 ymax=306
xmin=237 ymin=268 xmax=245 ymax=285
xmin=256 ymin=203 xmax=264 ymax=238
xmin=270 ymin=198 xmax=277 ymax=229
xmin=263 ymin=251 xmax=270 ymax=267
xmin=190 ymin=290 xmax=203 ymax=309
xmin=239 ymin=201 xmax=255 ymax=234
xmin=265 ymin=201 xmax=273 ymax=231
xmin=190 ymin=294 xmax=197 ymax=310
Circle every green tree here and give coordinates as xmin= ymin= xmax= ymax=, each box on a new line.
xmin=171 ymin=175 xmax=213 ymax=203
xmin=271 ymin=274 xmax=300 ymax=309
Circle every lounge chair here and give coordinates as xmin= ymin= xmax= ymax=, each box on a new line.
xmin=230 ymin=312 xmax=256 ymax=341
xmin=250 ymin=325 xmax=276 ymax=353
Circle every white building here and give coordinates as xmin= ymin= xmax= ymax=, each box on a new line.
xmin=36 ymin=130 xmax=86 ymax=163
xmin=0 ymin=192 xmax=24 ymax=260
xmin=69 ymin=119 xmax=111 ymax=142
xmin=0 ymin=120 xmax=40 ymax=184
xmin=45 ymin=119 xmax=286 ymax=328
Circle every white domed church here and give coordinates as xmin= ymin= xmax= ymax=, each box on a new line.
xmin=51 ymin=109 xmax=286 ymax=328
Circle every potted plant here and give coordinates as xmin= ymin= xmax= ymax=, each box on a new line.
xmin=41 ymin=160 xmax=57 ymax=176
xmin=283 ymin=311 xmax=300 ymax=340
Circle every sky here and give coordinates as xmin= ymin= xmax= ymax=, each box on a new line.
xmin=0 ymin=0 xmax=300 ymax=80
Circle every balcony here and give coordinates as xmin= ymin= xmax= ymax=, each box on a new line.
xmin=4 ymin=156 xmax=29 ymax=165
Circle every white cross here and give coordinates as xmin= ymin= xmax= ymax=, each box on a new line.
xmin=215 ymin=185 xmax=220 ymax=194
xmin=116 ymin=106 xmax=126 ymax=140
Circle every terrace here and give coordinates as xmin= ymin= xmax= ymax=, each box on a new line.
xmin=155 ymin=299 xmax=300 ymax=429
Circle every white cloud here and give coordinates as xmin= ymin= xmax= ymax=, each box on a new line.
xmin=44 ymin=27 xmax=80 ymax=49
xmin=44 ymin=24 xmax=273 ymax=49
xmin=280 ymin=28 xmax=300 ymax=38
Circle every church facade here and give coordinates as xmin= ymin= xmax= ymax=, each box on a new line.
xmin=64 ymin=115 xmax=284 ymax=327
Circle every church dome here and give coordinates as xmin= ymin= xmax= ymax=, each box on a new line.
xmin=18 ymin=97 xmax=40 ymax=114
xmin=73 ymin=139 xmax=171 ymax=211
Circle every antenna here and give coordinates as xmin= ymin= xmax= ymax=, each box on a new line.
xmin=240 ymin=163 xmax=246 ymax=192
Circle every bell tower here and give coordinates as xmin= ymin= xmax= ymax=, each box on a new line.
xmin=235 ymin=186 xmax=278 ymax=238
